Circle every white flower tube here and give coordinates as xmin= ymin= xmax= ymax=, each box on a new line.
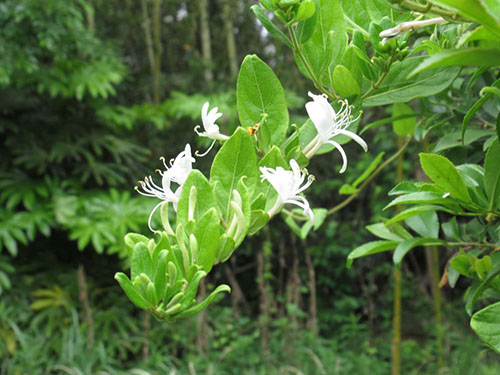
xmin=304 ymin=92 xmax=368 ymax=173
xmin=135 ymin=144 xmax=195 ymax=231
xmin=194 ymin=102 xmax=229 ymax=157
xmin=260 ymin=159 xmax=315 ymax=222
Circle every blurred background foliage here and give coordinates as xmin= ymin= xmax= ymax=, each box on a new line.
xmin=1 ymin=0 xmax=499 ymax=373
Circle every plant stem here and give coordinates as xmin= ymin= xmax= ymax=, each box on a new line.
xmin=327 ymin=136 xmax=413 ymax=216
xmin=399 ymin=0 xmax=461 ymax=20
xmin=362 ymin=55 xmax=394 ymax=100
xmin=286 ymin=25 xmax=338 ymax=101
xmin=392 ymin=135 xmax=405 ymax=375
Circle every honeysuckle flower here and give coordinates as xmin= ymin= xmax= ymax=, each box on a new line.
xmin=194 ymin=102 xmax=229 ymax=157
xmin=135 ymin=144 xmax=195 ymax=232
xmin=260 ymin=159 xmax=315 ymax=222
xmin=304 ymin=92 xmax=368 ymax=173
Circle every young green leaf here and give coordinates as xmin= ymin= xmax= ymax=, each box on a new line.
xmin=484 ymin=139 xmax=500 ymax=210
xmin=176 ymin=170 xmax=218 ymax=227
xmin=210 ymin=127 xmax=258 ymax=221
xmin=405 ymin=211 xmax=439 ymax=239
xmin=332 ymin=65 xmax=361 ymax=97
xmin=393 ymin=238 xmax=445 ymax=265
xmin=364 ymin=57 xmax=459 ymax=106
xmin=115 ymin=273 xmax=149 ymax=309
xmin=471 ymin=301 xmax=500 ymax=354
xmin=419 ymin=153 xmax=471 ymax=203
xmin=131 ymin=242 xmax=153 ymax=281
xmin=194 ymin=208 xmax=220 ymax=273
xmin=237 ymin=55 xmax=289 ymax=151
xmin=250 ymin=6 xmax=293 ymax=48
xmin=392 ymin=103 xmax=416 ymax=136
xmin=347 ymin=240 xmax=399 ymax=268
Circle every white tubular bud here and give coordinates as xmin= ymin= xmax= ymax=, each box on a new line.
xmin=160 ymin=202 xmax=175 ymax=235
xmin=232 ymin=189 xmax=242 ymax=207
xmin=189 ymin=234 xmax=199 ymax=263
xmin=176 ymin=224 xmax=190 ymax=272
xmin=188 ymin=186 xmax=197 ymax=222
xmin=230 ymin=200 xmax=245 ymax=243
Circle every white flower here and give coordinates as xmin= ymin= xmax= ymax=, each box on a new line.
xmin=304 ymin=92 xmax=368 ymax=173
xmin=135 ymin=144 xmax=195 ymax=231
xmin=194 ymin=102 xmax=229 ymax=157
xmin=259 ymin=159 xmax=315 ymax=222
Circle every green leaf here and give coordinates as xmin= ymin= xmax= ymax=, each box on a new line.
xmin=462 ymin=78 xmax=500 ymax=140
xmin=195 ymin=208 xmax=221 ymax=273
xmin=294 ymin=0 xmax=316 ymax=23
xmin=450 ymin=253 xmax=475 ymax=278
xmin=248 ymin=210 xmax=270 ymax=235
xmin=332 ymin=65 xmax=361 ymax=97
xmin=364 ymin=57 xmax=459 ymax=106
xmin=386 ymin=205 xmax=441 ymax=226
xmin=176 ymin=170 xmax=218 ymax=227
xmin=484 ymin=139 xmax=500 ymax=210
xmin=237 ymin=55 xmax=289 ymax=150
xmin=339 ymin=0 xmax=393 ymax=35
xmin=366 ymin=223 xmax=408 ymax=241
xmin=131 ymin=243 xmax=153 ymax=281
xmin=297 ymin=0 xmax=347 ymax=86
xmin=393 ymin=237 xmax=445 ymax=265
xmin=296 ymin=2 xmax=317 ymax=43
xmin=174 ymin=284 xmax=231 ymax=319
xmin=471 ymin=301 xmax=500 ymax=354
xmin=385 ymin=192 xmax=454 ymax=209
xmin=339 ymin=184 xmax=359 ymax=195
xmin=475 ymin=256 xmax=493 ymax=280
xmin=251 ymin=6 xmax=293 ymax=48
xmin=405 ymin=211 xmax=439 ymax=239
xmin=115 ymin=273 xmax=149 ymax=309
xmin=411 ymin=49 xmax=500 ymax=76
xmin=347 ymin=240 xmax=399 ymax=268
xmin=154 ymin=250 xmax=168 ymax=302
xmin=434 ymin=129 xmax=495 ymax=152
xmin=419 ymin=153 xmax=471 ymax=203
xmin=210 ymin=128 xmax=258 ymax=221
xmin=466 ymin=262 xmax=500 ymax=315
xmin=431 ymin=0 xmax=500 ymax=38
xmin=392 ymin=103 xmax=416 ymax=136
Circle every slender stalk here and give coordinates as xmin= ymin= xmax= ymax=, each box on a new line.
xmin=200 ymin=0 xmax=214 ymax=86
xmin=152 ymin=0 xmax=162 ymax=104
xmin=392 ymin=135 xmax=405 ymax=375
xmin=327 ymin=136 xmax=412 ymax=216
xmin=77 ymin=265 xmax=94 ymax=351
xmin=362 ymin=55 xmax=395 ymax=100
xmin=399 ymin=0 xmax=462 ymax=20
xmin=222 ymin=0 xmax=238 ymax=79
xmin=286 ymin=25 xmax=338 ymax=101
xmin=141 ymin=0 xmax=155 ymax=79
xmin=305 ymin=248 xmax=317 ymax=332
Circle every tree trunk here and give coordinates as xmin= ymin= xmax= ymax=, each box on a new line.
xmin=141 ymin=0 xmax=155 ymax=78
xmin=197 ymin=279 xmax=209 ymax=354
xmin=142 ymin=311 xmax=150 ymax=360
xmin=224 ymin=258 xmax=247 ymax=319
xmin=257 ymin=248 xmax=270 ymax=356
xmin=222 ymin=0 xmax=238 ymax=79
xmin=304 ymin=249 xmax=317 ymax=332
xmin=199 ymin=0 xmax=213 ymax=85
xmin=392 ymin=135 xmax=405 ymax=375
xmin=77 ymin=265 xmax=94 ymax=351
xmin=426 ymin=245 xmax=444 ymax=372
xmin=152 ymin=0 xmax=162 ymax=104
